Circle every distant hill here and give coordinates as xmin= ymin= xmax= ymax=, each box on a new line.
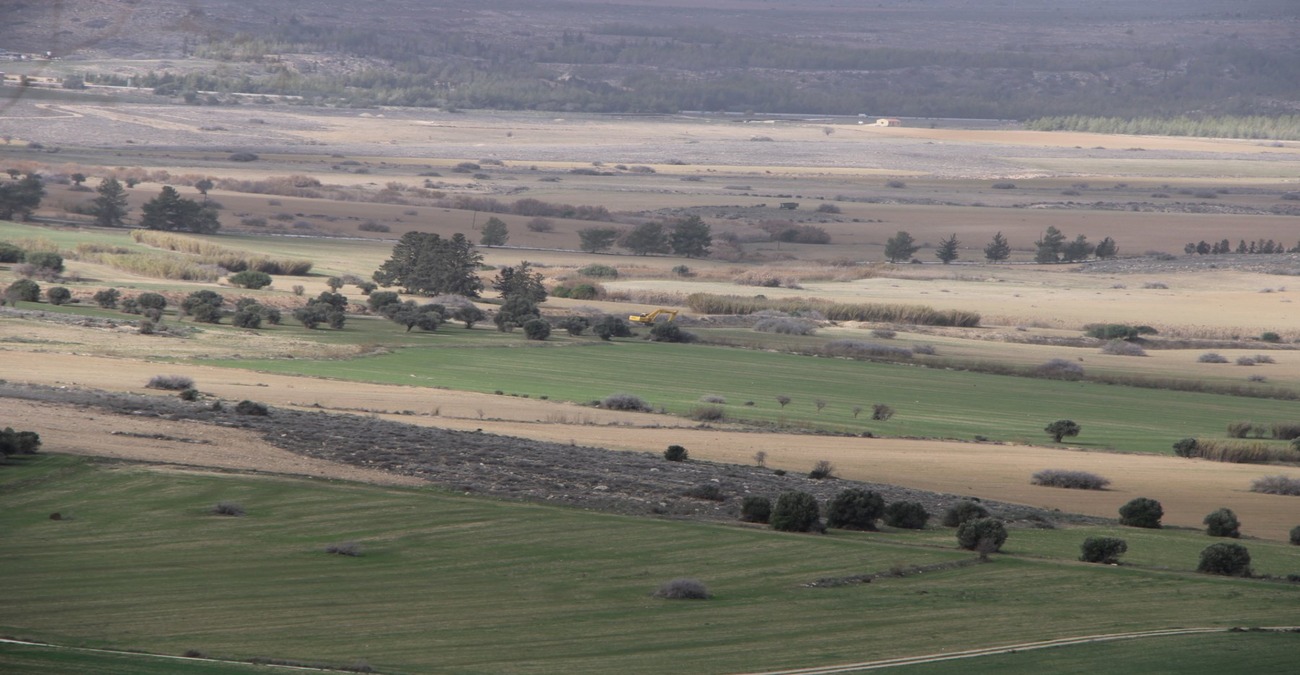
xmin=8 ymin=0 xmax=1300 ymax=118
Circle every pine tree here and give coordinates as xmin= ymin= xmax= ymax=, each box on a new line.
xmin=480 ymin=217 xmax=509 ymax=247
xmin=1094 ymin=236 xmax=1118 ymax=259
xmin=983 ymin=231 xmax=1011 ymax=262
xmin=1061 ymin=234 xmax=1095 ymax=262
xmin=373 ymin=232 xmax=484 ymax=297
xmin=669 ymin=215 xmax=712 ymax=258
xmin=884 ymin=231 xmax=919 ymax=263
xmin=935 ymin=233 xmax=959 ymax=264
xmin=620 ymin=222 xmax=670 ymax=255
xmin=140 ymin=186 xmax=219 ymax=233
xmin=0 ymin=173 xmax=45 ymax=221
xmin=92 ymin=177 xmax=129 ymax=227
xmin=1034 ymin=226 xmax=1066 ymax=263
xmin=578 ymin=227 xmax=619 ymax=253
xmin=493 ymin=261 xmax=547 ymax=303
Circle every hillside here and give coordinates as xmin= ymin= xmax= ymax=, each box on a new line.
xmin=7 ymin=0 xmax=1300 ymax=118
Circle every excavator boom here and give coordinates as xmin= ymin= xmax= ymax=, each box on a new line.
xmin=628 ymin=308 xmax=678 ymax=324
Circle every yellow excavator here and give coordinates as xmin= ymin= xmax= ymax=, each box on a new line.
xmin=628 ymin=308 xmax=678 ymax=325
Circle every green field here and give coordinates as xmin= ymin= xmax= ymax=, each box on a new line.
xmin=211 ymin=340 xmax=1300 ymax=454
xmin=888 ymin=631 xmax=1300 ymax=675
xmin=3 ymin=455 xmax=1298 ymax=674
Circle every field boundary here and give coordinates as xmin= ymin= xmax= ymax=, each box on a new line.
xmin=0 ymin=638 xmax=361 ymax=673
xmin=734 ymin=626 xmax=1300 ymax=674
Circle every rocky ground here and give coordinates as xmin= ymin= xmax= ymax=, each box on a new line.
xmin=0 ymin=381 xmax=1100 ymax=528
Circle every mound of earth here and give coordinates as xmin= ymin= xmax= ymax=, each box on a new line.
xmin=1 ymin=382 xmax=1100 ymax=528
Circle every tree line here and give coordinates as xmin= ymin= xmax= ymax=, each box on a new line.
xmin=884 ymin=227 xmax=1117 ymax=264
xmin=1027 ymin=114 xmax=1300 ymax=141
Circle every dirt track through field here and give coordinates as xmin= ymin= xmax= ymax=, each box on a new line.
xmin=5 ymin=351 xmax=1298 ymax=540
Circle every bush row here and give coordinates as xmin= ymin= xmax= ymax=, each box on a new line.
xmin=685 ymin=293 xmax=980 ymax=327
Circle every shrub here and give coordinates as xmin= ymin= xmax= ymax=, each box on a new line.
xmin=568 ymin=283 xmax=601 ymax=300
xmin=956 ymin=517 xmax=1007 ymax=552
xmin=557 ymin=316 xmax=589 ymax=336
xmin=5 ymin=279 xmax=40 ymax=302
xmin=1204 ymin=508 xmax=1241 ymax=538
xmin=0 ymin=241 xmax=24 ymax=263
xmin=1199 ymin=352 xmax=1229 ymax=363
xmin=815 ymin=203 xmax=841 ymax=214
xmin=770 ymin=491 xmax=821 ymax=532
xmin=740 ymin=496 xmax=772 ymax=523
xmin=1172 ymin=438 xmax=1199 ymax=457
xmin=870 ymin=328 xmax=896 ymax=339
xmin=46 ymin=286 xmax=72 ymax=305
xmin=699 ymin=394 xmax=727 ymax=404
xmin=684 ymin=483 xmax=724 ymax=501
xmin=526 ymin=217 xmax=554 ymax=232
xmin=358 ymin=221 xmax=390 ymax=232
xmin=325 ymin=541 xmax=363 ymax=557
xmin=1080 ymin=537 xmax=1128 ymax=564
xmin=753 ymin=317 xmax=816 ymax=335
xmin=229 ymin=152 xmax=259 ymax=162
xmin=235 ymin=400 xmax=269 ymax=416
xmin=1083 ymin=323 xmax=1156 ymax=340
xmin=1189 ymin=439 xmax=1300 ymax=464
xmin=0 ymin=427 xmax=42 ymax=456
xmin=649 ymin=321 xmax=695 ymax=343
xmin=26 ymin=251 xmax=64 ymax=273
xmin=231 ymin=309 xmax=263 ymax=329
xmin=942 ymin=501 xmax=990 ymax=527
xmin=229 ymin=270 xmax=272 ymax=289
xmin=179 ymin=388 xmax=199 ymax=402
xmin=592 ymin=315 xmax=632 ymax=340
xmin=825 ymin=489 xmax=885 ymax=530
xmin=871 ymin=403 xmax=895 ymax=421
xmin=690 ymin=404 xmax=725 ymax=421
xmin=775 ymin=394 xmax=791 ymax=408
xmin=1119 ymin=497 xmax=1163 ymax=528
xmin=577 ymin=264 xmax=619 ymax=278
xmin=1269 ymin=423 xmax=1300 ymax=440
xmin=136 ymin=292 xmax=168 ymax=312
xmin=883 ymin=501 xmax=930 ymax=529
xmin=181 ymin=290 xmax=225 ymax=323
xmin=664 ymin=444 xmax=689 ymax=462
xmin=211 ymin=501 xmax=245 ymax=516
xmin=1031 ymin=469 xmax=1110 ymax=490
xmin=1250 ymin=475 xmax=1300 ymax=496
xmin=1260 ymin=331 xmax=1282 ymax=343
xmin=1100 ymin=339 xmax=1146 ymax=356
xmin=1035 ymin=358 xmax=1084 ymax=380
xmin=147 ymin=374 xmax=194 ymax=391
xmin=1291 ymin=525 xmax=1300 ymax=546
xmin=1044 ymin=419 xmax=1081 ymax=443
xmin=601 ymin=393 xmax=649 ymax=411
xmin=522 ymin=319 xmax=551 ymax=340
xmin=808 ymin=460 xmax=835 ymax=480
xmin=653 ymin=578 xmax=710 ymax=600
xmin=1226 ymin=421 xmax=1260 ymax=439
xmin=991 ymin=182 xmax=1016 ymax=189
xmin=823 ymin=339 xmax=912 ymax=360
xmin=92 ymin=288 xmax=120 ymax=309
xmin=1197 ymin=543 xmax=1252 ymax=576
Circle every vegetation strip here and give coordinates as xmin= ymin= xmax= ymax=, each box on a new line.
xmin=0 ymin=639 xmax=358 ymax=673
xmin=734 ymin=627 xmax=1300 ymax=675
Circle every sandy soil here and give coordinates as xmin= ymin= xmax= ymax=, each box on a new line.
xmin=4 ymin=351 xmax=1297 ymax=540
xmin=0 ymin=397 xmax=422 ymax=486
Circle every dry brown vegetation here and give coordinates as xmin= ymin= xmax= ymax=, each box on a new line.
xmin=4 ymin=96 xmax=1300 ymax=545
